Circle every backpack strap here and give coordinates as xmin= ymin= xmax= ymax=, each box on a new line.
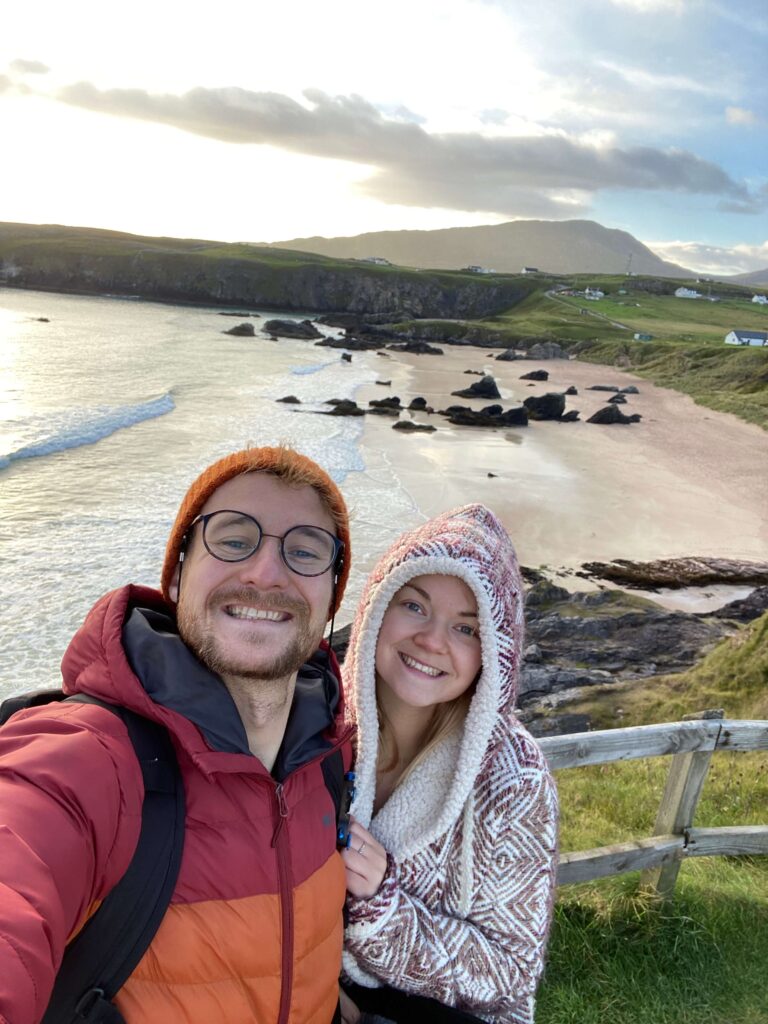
xmin=39 ymin=695 xmax=185 ymax=1024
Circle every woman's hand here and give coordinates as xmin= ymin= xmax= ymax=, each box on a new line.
xmin=339 ymin=986 xmax=361 ymax=1024
xmin=342 ymin=819 xmax=388 ymax=898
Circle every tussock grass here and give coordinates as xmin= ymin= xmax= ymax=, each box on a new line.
xmin=537 ymin=613 xmax=768 ymax=1023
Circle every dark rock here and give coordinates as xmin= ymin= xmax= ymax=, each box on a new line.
xmin=376 ymin=379 xmax=392 ymax=386
xmin=264 ymin=318 xmax=323 ymax=339
xmin=481 ymin=404 xmax=503 ymax=416
xmin=219 ymin=311 xmax=255 ymax=317
xmin=560 ymin=410 xmax=580 ymax=422
xmin=223 ymin=322 xmax=255 ymax=337
xmin=523 ymin=393 xmax=566 ymax=420
xmin=408 ymin=397 xmax=428 ymax=410
xmin=325 ymin=398 xmax=344 ymax=405
xmin=607 ymin=393 xmax=627 ymax=404
xmin=565 ymin=386 xmax=578 ymax=395
xmin=35 ymin=317 xmax=50 ymax=322
xmin=276 ymin=395 xmax=301 ymax=404
xmin=524 ymin=643 xmax=543 ymax=663
xmin=620 ymin=385 xmax=640 ymax=394
xmin=369 ymin=396 xmax=402 ymax=409
xmin=518 ymin=665 xmax=613 ymax=703
xmin=341 ymin=353 xmax=352 ymax=363
xmin=710 ymin=586 xmax=768 ymax=622
xmin=448 ymin=407 xmax=528 ymax=428
xmin=463 ymin=369 xmax=485 ymax=375
xmin=583 ymin=557 xmax=768 ymax=589
xmin=519 ymin=369 xmax=549 ymax=381
xmin=315 ymin=336 xmax=381 ymax=350
xmin=321 ymin=400 xmax=365 ymax=417
xmin=368 ymin=406 xmax=401 ymax=417
xmin=450 ymin=375 xmax=501 ymax=400
xmin=495 ymin=348 xmax=519 ymax=362
xmin=438 ymin=404 xmax=472 ymax=416
xmin=487 ymin=472 xmax=497 ymax=478
xmin=377 ymin=351 xmax=391 ymax=357
xmin=587 ymin=385 xmax=620 ymax=392
xmin=525 ymin=581 xmax=571 ymax=607
xmin=388 ymin=341 xmax=444 ymax=355
xmin=393 ymin=420 xmax=437 ymax=433
xmin=587 ymin=405 xmax=641 ymax=424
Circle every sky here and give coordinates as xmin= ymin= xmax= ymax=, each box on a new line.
xmin=1 ymin=0 xmax=766 ymax=275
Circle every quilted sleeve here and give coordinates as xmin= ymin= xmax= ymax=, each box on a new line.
xmin=344 ymin=762 xmax=558 ymax=1022
xmin=0 ymin=702 xmax=144 ymax=1024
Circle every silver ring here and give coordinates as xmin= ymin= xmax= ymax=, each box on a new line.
xmin=358 ymin=841 xmax=367 ymax=855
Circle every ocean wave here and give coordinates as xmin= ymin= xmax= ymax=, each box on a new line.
xmin=0 ymin=392 xmax=176 ymax=468
xmin=290 ymin=361 xmax=337 ymax=376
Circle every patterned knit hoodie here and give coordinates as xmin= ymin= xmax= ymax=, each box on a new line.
xmin=343 ymin=504 xmax=558 ymax=1024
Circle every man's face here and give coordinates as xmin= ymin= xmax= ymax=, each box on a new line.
xmin=169 ymin=472 xmax=336 ymax=686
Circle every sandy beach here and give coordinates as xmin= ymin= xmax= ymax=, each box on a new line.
xmin=343 ymin=345 xmax=768 ymax=608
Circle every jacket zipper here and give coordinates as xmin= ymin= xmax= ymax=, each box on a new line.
xmin=272 ymin=782 xmax=294 ymax=1024
xmin=271 ymin=725 xmax=354 ymax=1024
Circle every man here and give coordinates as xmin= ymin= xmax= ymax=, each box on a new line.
xmin=0 ymin=446 xmax=353 ymax=1024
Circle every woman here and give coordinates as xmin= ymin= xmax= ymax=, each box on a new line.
xmin=340 ymin=504 xmax=558 ymax=1024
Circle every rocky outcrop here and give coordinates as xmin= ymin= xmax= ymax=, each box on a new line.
xmin=392 ymin=421 xmax=437 ymax=433
xmin=527 ymin=342 xmax=567 ymax=360
xmin=710 ymin=586 xmax=768 ymax=622
xmin=388 ymin=341 xmax=444 ymax=355
xmin=264 ymin=319 xmax=323 ymax=339
xmin=587 ymin=405 xmax=641 ymax=424
xmin=582 ymin=557 xmax=768 ymax=589
xmin=223 ymin=322 xmax=255 ymax=336
xmin=276 ymin=395 xmax=301 ymax=403
xmin=523 ymin=393 xmax=566 ymax=420
xmin=315 ymin=336 xmax=383 ymax=350
xmin=445 ymin=406 xmax=528 ymax=428
xmin=450 ymin=375 xmax=501 ymax=399
xmin=321 ymin=400 xmax=365 ymax=416
xmin=520 ymin=369 xmax=548 ymax=381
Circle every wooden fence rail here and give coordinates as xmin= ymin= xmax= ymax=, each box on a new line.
xmin=537 ymin=712 xmax=768 ymax=898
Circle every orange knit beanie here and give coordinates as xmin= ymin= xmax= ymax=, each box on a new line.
xmin=161 ymin=447 xmax=350 ymax=613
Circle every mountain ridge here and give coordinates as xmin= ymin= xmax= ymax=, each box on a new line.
xmin=257 ymin=218 xmax=692 ymax=277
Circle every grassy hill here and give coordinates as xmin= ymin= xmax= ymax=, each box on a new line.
xmin=261 ymin=219 xmax=691 ymax=277
xmin=540 ymin=614 xmax=768 ymax=1023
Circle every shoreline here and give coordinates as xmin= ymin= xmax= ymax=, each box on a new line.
xmin=345 ymin=345 xmax=768 ymax=609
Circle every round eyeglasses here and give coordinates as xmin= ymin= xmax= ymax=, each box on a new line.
xmin=185 ymin=509 xmax=343 ymax=578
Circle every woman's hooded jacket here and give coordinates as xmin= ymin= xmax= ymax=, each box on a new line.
xmin=343 ymin=505 xmax=558 ymax=1024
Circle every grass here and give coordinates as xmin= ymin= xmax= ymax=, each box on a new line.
xmin=537 ymin=613 xmax=768 ymax=1023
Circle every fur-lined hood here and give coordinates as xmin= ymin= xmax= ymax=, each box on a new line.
xmin=344 ymin=504 xmax=525 ymax=858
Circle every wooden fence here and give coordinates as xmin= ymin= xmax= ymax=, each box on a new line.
xmin=537 ymin=711 xmax=768 ymax=900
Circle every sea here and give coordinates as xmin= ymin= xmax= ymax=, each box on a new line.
xmin=0 ymin=287 xmax=423 ymax=699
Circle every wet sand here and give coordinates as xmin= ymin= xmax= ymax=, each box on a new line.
xmin=347 ymin=346 xmax=768 ymax=599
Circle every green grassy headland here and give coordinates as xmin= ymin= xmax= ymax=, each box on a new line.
xmin=539 ymin=613 xmax=768 ymax=1023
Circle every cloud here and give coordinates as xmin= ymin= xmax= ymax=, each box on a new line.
xmin=725 ymin=105 xmax=757 ymax=125
xmin=54 ymin=81 xmax=756 ymax=218
xmin=9 ymin=59 xmax=50 ymax=75
xmin=607 ymin=0 xmax=687 ymax=9
xmin=646 ymin=238 xmax=768 ymax=275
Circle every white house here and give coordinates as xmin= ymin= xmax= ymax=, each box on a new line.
xmin=752 ymin=294 xmax=768 ymax=305
xmin=675 ymin=287 xmax=702 ymax=299
xmin=724 ymin=329 xmax=768 ymax=347
xmin=584 ymin=288 xmax=605 ymax=300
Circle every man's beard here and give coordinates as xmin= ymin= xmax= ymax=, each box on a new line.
xmin=177 ymin=586 xmax=323 ymax=683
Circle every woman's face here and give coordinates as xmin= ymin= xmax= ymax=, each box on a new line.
xmin=375 ymin=574 xmax=482 ymax=711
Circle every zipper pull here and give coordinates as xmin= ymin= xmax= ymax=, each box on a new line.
xmin=271 ymin=783 xmax=289 ymax=847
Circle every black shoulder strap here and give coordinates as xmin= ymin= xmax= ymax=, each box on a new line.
xmin=38 ymin=695 xmax=185 ymax=1024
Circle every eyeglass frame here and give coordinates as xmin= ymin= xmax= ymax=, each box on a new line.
xmin=180 ymin=509 xmax=345 ymax=579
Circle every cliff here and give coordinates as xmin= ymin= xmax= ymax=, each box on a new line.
xmin=0 ymin=222 xmax=537 ymax=318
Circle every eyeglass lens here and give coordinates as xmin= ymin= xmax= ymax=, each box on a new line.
xmin=202 ymin=510 xmax=337 ymax=576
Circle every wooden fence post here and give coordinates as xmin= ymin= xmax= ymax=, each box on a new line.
xmin=640 ymin=709 xmax=724 ymax=902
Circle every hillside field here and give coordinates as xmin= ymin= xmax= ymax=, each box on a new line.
xmin=539 ymin=613 xmax=768 ymax=1024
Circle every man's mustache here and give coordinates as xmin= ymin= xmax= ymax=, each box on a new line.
xmin=209 ymin=586 xmax=309 ymax=617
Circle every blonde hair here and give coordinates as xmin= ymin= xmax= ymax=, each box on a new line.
xmin=377 ymin=684 xmax=475 ymax=789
